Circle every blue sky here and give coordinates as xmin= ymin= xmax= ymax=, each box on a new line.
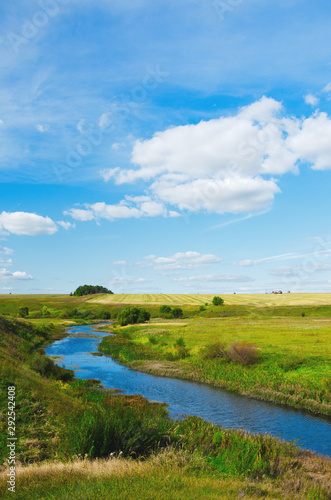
xmin=1 ymin=0 xmax=331 ymax=294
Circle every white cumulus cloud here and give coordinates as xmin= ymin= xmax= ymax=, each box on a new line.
xmin=0 ymin=268 xmax=33 ymax=281
xmin=96 ymin=97 xmax=331 ymax=217
xmin=0 ymin=212 xmax=58 ymax=236
xmin=65 ymin=197 xmax=168 ymax=221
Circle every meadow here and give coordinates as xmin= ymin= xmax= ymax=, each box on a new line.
xmin=0 ymin=293 xmax=330 ymax=498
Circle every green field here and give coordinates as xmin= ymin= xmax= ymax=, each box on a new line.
xmin=91 ymin=292 xmax=331 ymax=307
xmin=99 ymin=313 xmax=331 ymax=416
xmin=0 ymin=294 xmax=331 ymax=499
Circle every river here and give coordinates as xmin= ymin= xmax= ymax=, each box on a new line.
xmin=45 ymin=324 xmax=331 ymax=457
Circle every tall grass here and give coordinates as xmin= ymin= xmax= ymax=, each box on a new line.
xmin=99 ymin=316 xmax=331 ymax=415
xmin=0 ymin=314 xmax=330 ymax=499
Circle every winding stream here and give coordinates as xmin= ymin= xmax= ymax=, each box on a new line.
xmin=45 ymin=325 xmax=331 ymax=457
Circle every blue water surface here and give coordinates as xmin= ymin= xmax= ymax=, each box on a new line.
xmin=46 ymin=325 xmax=331 ymax=457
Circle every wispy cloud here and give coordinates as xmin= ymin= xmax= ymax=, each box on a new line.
xmin=236 ymin=248 xmax=331 ymax=267
xmin=64 ymin=197 xmax=176 ymax=221
xmin=304 ymin=94 xmax=319 ymax=107
xmin=173 ymin=274 xmax=253 ymax=282
xmin=140 ymin=251 xmax=222 ymax=270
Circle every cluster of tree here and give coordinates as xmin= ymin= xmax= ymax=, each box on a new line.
xmin=159 ymin=305 xmax=183 ymax=318
xmin=116 ymin=306 xmax=150 ymax=326
xmin=61 ymin=308 xmax=111 ymax=320
xmin=71 ymin=285 xmax=114 ymax=297
xmin=18 ymin=306 xmax=53 ymax=318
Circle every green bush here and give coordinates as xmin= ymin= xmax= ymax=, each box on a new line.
xmin=18 ymin=306 xmax=29 ymax=318
xmin=40 ymin=306 xmax=51 ymax=317
xmin=117 ymin=306 xmax=151 ymax=326
xmin=199 ymin=305 xmax=206 ymax=312
xmin=201 ymin=342 xmax=227 ymax=360
xmin=82 ymin=310 xmax=96 ymax=319
xmin=172 ymin=416 xmax=294 ymax=478
xmin=212 ymin=296 xmax=224 ymax=306
xmin=173 ymin=337 xmax=190 ymax=359
xmin=28 ymin=353 xmax=74 ymax=381
xmin=171 ymin=307 xmax=183 ymax=318
xmin=227 ymin=341 xmax=259 ymax=365
xmin=99 ymin=310 xmax=111 ymax=320
xmin=160 ymin=305 xmax=171 ymax=314
xmin=60 ymin=399 xmax=170 ymax=459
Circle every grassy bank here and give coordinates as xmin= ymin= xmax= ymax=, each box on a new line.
xmin=2 ymin=446 xmax=331 ymax=500
xmin=0 ymin=295 xmax=331 ymax=498
xmin=0 ymin=316 xmax=330 ymax=499
xmin=99 ymin=315 xmax=331 ymax=416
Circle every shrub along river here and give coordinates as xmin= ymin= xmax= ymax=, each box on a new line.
xmin=45 ymin=324 xmax=331 ymax=457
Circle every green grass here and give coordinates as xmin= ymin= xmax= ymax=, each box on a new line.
xmin=99 ymin=315 xmax=331 ymax=415
xmin=2 ymin=448 xmax=330 ymax=500
xmin=0 ymin=311 xmax=330 ymax=499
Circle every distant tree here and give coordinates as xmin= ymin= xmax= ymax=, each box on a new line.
xmin=18 ymin=306 xmax=29 ymax=318
xmin=212 ymin=296 xmax=224 ymax=306
xmin=99 ymin=310 xmax=111 ymax=320
xmin=72 ymin=285 xmax=114 ymax=297
xmin=171 ymin=307 xmax=183 ymax=318
xmin=160 ymin=305 xmax=171 ymax=314
xmin=116 ymin=306 xmax=150 ymax=326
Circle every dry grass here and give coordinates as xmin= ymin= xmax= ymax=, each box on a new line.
xmin=0 ymin=456 xmax=152 ymax=481
xmin=129 ymin=359 xmax=192 ymax=378
xmin=1 ymin=448 xmax=330 ymax=500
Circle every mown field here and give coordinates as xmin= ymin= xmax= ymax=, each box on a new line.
xmin=90 ymin=292 xmax=331 ymax=307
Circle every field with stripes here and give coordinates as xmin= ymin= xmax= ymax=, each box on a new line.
xmin=89 ymin=292 xmax=331 ymax=307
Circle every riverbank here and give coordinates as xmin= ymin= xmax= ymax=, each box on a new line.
xmin=1 ymin=316 xmax=331 ymax=499
xmin=98 ymin=315 xmax=331 ymax=416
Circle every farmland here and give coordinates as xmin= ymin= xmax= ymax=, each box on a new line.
xmin=90 ymin=292 xmax=331 ymax=307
